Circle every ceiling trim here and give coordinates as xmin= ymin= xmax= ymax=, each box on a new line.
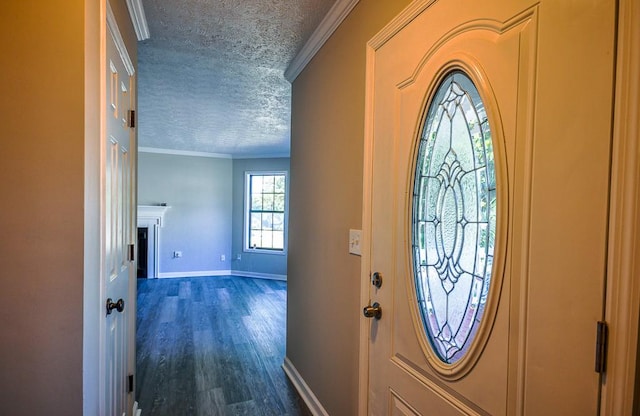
xmin=233 ymin=153 xmax=291 ymax=160
xmin=126 ymin=0 xmax=150 ymax=41
xmin=139 ymin=147 xmax=232 ymax=159
xmin=284 ymin=0 xmax=360 ymax=82
xmin=139 ymin=147 xmax=290 ymax=160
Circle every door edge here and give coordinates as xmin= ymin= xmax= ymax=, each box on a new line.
xmin=601 ymin=0 xmax=640 ymax=413
xmin=359 ymin=2 xmax=446 ymax=414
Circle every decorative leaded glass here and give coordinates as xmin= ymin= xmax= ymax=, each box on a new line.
xmin=412 ymin=71 xmax=496 ymax=364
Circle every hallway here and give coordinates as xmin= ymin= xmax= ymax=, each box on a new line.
xmin=136 ymin=276 xmax=310 ymax=415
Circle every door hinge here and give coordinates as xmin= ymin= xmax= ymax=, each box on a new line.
xmin=128 ymin=110 xmax=136 ymax=128
xmin=128 ymin=243 xmax=135 ymax=262
xmin=595 ymin=320 xmax=608 ymax=373
xmin=128 ymin=374 xmax=134 ymax=393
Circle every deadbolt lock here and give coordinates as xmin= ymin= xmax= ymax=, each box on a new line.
xmin=371 ymin=272 xmax=383 ymax=288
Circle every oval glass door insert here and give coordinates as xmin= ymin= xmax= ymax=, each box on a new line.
xmin=412 ymin=70 xmax=497 ymax=364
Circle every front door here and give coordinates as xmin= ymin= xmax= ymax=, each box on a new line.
xmin=365 ymin=0 xmax=616 ymax=414
xmin=103 ymin=8 xmax=136 ymax=415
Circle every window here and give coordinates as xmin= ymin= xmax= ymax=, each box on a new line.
xmin=245 ymin=172 xmax=287 ymax=253
xmin=412 ymin=70 xmax=497 ymax=364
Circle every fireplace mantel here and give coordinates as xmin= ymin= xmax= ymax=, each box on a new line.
xmin=137 ymin=205 xmax=171 ymax=227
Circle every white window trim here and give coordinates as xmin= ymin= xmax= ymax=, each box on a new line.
xmin=244 ymin=170 xmax=288 ymax=255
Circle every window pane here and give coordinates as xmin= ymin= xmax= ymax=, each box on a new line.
xmin=261 ymin=230 xmax=273 ymax=248
xmin=262 ymin=193 xmax=274 ymax=211
xmin=273 ymin=231 xmax=284 ymax=249
xmin=251 ymin=194 xmax=262 ymax=210
xmin=273 ymin=213 xmax=284 ymax=231
xmin=263 ymin=176 xmax=275 ymax=193
xmin=262 ymin=213 xmax=273 ymax=230
xmin=275 ymin=175 xmax=285 ymax=193
xmin=251 ymin=175 xmax=263 ymax=194
xmin=250 ymin=230 xmax=262 ymax=249
xmin=412 ymin=71 xmax=497 ymax=365
xmin=274 ymin=194 xmax=285 ymax=211
xmin=251 ymin=213 xmax=261 ymax=230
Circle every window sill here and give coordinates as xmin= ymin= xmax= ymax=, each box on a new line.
xmin=244 ymin=248 xmax=287 ymax=256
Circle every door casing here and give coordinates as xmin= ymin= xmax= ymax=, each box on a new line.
xmin=599 ymin=0 xmax=640 ymax=413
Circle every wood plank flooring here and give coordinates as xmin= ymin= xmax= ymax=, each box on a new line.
xmin=136 ymin=276 xmax=311 ymax=416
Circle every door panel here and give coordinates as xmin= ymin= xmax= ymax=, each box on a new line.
xmin=104 ymin=15 xmax=135 ymax=416
xmin=521 ymin=1 xmax=615 ymax=412
xmin=365 ymin=0 xmax=616 ymax=414
xmin=390 ymin=392 xmax=422 ymax=416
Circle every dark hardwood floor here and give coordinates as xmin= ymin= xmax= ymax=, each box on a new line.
xmin=136 ymin=276 xmax=311 ymax=416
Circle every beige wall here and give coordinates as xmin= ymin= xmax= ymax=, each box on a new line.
xmin=287 ymin=1 xmax=412 ymax=414
xmin=0 ymin=1 xmax=136 ymax=414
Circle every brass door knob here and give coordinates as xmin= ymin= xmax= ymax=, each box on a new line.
xmin=363 ymin=302 xmax=382 ymax=320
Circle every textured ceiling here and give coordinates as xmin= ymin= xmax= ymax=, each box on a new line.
xmin=138 ymin=0 xmax=337 ymax=158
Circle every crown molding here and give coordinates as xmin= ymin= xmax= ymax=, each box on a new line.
xmin=126 ymin=0 xmax=150 ymax=41
xmin=138 ymin=147 xmax=289 ymax=160
xmin=284 ymin=0 xmax=360 ymax=82
xmin=139 ymin=147 xmax=232 ymax=159
xmin=233 ymin=153 xmax=290 ymax=160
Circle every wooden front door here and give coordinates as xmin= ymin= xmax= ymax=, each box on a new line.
xmin=364 ymin=0 xmax=616 ymax=414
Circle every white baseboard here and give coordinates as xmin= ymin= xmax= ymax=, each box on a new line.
xmin=157 ymin=270 xmax=232 ymax=278
xmin=154 ymin=270 xmax=287 ymax=280
xmin=231 ymin=270 xmax=287 ymax=281
xmin=282 ymin=357 xmax=329 ymax=416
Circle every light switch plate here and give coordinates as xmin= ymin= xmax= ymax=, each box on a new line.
xmin=349 ymin=229 xmax=362 ymax=256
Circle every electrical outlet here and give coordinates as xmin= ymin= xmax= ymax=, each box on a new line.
xmin=236 ymin=254 xmax=241 ymax=261
xmin=349 ymin=229 xmax=362 ymax=256
xmin=220 ymin=254 xmax=226 ymax=261
xmin=173 ymin=251 xmax=182 ymax=258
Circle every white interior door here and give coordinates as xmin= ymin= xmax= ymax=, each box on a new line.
xmin=103 ymin=7 xmax=136 ymax=416
xmin=364 ymin=0 xmax=616 ymax=414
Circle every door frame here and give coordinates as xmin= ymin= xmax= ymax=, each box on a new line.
xmin=84 ymin=0 xmax=103 ymax=412
xmin=358 ymin=0 xmax=640 ymax=414
xmin=600 ymin=0 xmax=640 ymax=413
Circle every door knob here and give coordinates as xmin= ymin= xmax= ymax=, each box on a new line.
xmin=363 ymin=302 xmax=382 ymax=320
xmin=106 ymin=298 xmax=125 ymax=315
